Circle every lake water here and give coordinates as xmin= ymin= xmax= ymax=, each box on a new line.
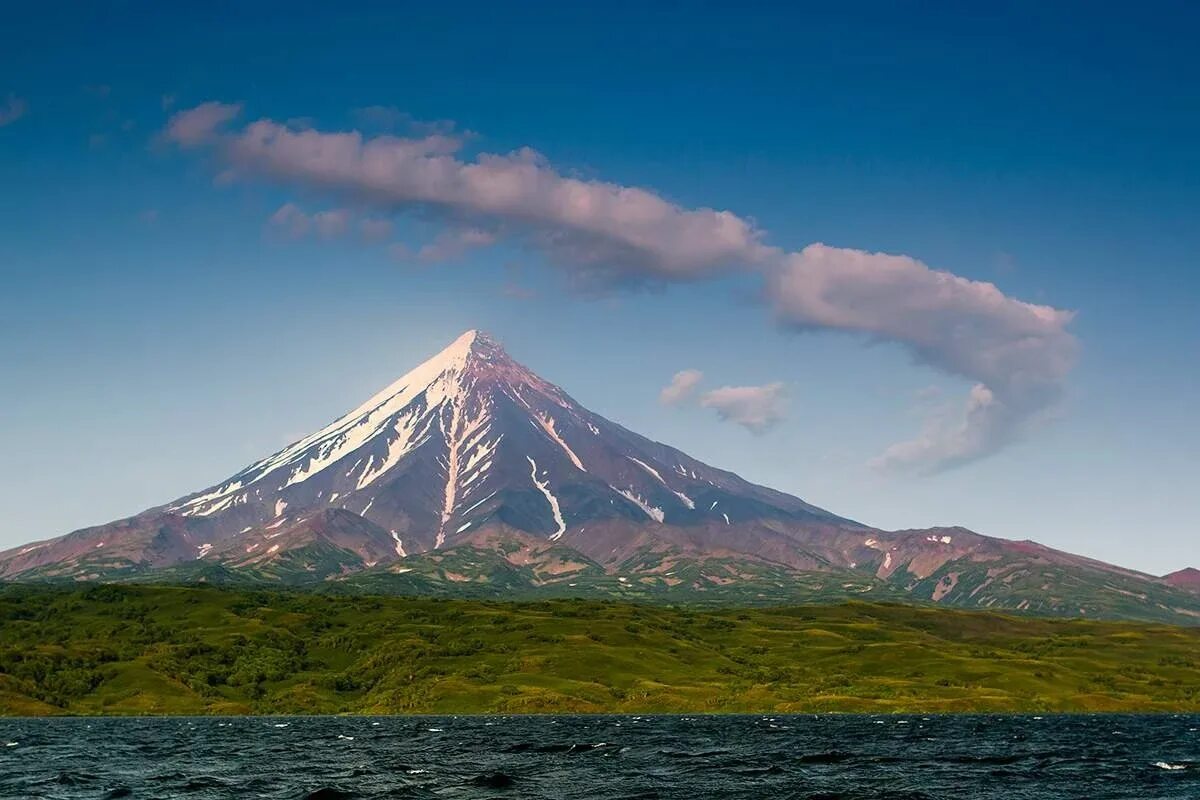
xmin=0 ymin=714 xmax=1196 ymax=799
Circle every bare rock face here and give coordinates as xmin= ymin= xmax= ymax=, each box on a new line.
xmin=3 ymin=331 xmax=1199 ymax=625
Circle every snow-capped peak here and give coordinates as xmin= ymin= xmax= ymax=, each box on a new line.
xmin=1 ymin=327 xmax=866 ymax=582
xmin=172 ymin=330 xmax=507 ymax=516
xmin=149 ymin=327 xmax=838 ymax=557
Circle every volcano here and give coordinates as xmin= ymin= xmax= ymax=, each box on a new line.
xmin=2 ymin=330 xmax=1198 ymax=625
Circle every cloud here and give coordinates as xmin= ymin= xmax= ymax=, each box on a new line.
xmin=659 ymin=369 xmax=704 ymax=406
xmin=869 ymin=383 xmax=1009 ymax=474
xmin=766 ymin=243 xmax=1076 ymax=472
xmin=165 ymin=110 xmax=773 ymax=284
xmin=0 ymin=94 xmax=27 ymax=127
xmin=267 ymin=203 xmax=311 ymax=238
xmin=416 ymin=227 xmax=496 ymax=263
xmin=312 ymin=208 xmax=350 ymax=238
xmin=164 ymin=103 xmax=1077 ymax=472
xmin=267 ymin=203 xmax=351 ymax=239
xmin=352 ymin=106 xmax=462 ymax=138
xmin=163 ymin=101 xmax=242 ymax=147
xmin=699 ymin=383 xmax=788 ymax=434
xmin=358 ymin=217 xmax=394 ymax=242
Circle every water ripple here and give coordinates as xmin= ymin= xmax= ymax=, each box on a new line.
xmin=0 ymin=715 xmax=1196 ymax=799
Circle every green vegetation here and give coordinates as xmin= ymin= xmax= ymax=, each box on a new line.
xmin=1 ymin=584 xmax=1198 ymax=716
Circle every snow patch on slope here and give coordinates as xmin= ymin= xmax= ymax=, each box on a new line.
xmin=173 ymin=331 xmax=485 ymax=517
xmin=614 ymin=488 xmax=665 ymax=523
xmin=436 ymin=392 xmax=491 ymax=548
xmin=536 ymin=414 xmax=585 ymax=471
xmin=628 ymin=456 xmax=693 ymax=508
xmin=527 ymin=457 xmax=566 ymax=540
xmin=357 ymin=409 xmax=438 ymax=490
xmin=627 ymin=456 xmax=664 ymax=484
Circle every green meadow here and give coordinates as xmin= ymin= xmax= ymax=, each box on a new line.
xmin=1 ymin=584 xmax=1197 ymax=715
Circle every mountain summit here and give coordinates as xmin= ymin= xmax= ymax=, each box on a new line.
xmin=2 ymin=331 xmax=1198 ymax=625
xmin=1 ymin=331 xmax=847 ymax=576
xmin=167 ymin=328 xmax=843 ymax=554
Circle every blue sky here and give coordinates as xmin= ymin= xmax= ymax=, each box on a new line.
xmin=1 ymin=3 xmax=1196 ymax=573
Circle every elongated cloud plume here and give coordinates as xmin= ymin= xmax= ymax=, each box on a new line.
xmin=163 ymin=111 xmax=773 ymax=283
xmin=767 ymin=244 xmax=1076 ymax=472
xmin=163 ymin=104 xmax=1077 ymax=472
xmin=659 ymin=369 xmax=704 ymax=405
xmin=700 ymin=383 xmax=788 ymax=434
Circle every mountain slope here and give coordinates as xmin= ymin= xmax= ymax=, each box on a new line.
xmin=0 ymin=331 xmax=854 ymax=576
xmin=1166 ymin=568 xmax=1200 ymax=593
xmin=165 ymin=329 xmax=851 ymax=551
xmin=2 ymin=330 xmax=1198 ymax=625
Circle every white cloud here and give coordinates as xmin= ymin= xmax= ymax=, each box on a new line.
xmin=699 ymin=383 xmax=788 ymax=434
xmin=416 ymin=227 xmax=496 ymax=263
xmin=659 ymin=369 xmax=704 ymax=405
xmin=267 ymin=203 xmax=311 ymax=238
xmin=766 ymin=243 xmax=1076 ymax=472
xmin=165 ymin=104 xmax=1078 ymax=472
xmin=163 ymin=101 xmax=242 ymax=146
xmin=0 ymin=94 xmax=28 ymax=127
xmin=312 ymin=208 xmax=350 ymax=238
xmin=267 ymin=203 xmax=351 ymax=240
xmin=167 ymin=111 xmax=773 ymax=283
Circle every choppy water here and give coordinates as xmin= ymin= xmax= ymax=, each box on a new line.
xmin=0 ymin=715 xmax=1196 ymax=799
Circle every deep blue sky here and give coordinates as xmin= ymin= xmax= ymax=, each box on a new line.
xmin=1 ymin=2 xmax=1197 ymax=573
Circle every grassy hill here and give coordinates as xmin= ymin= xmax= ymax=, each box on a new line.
xmin=1 ymin=584 xmax=1198 ymax=715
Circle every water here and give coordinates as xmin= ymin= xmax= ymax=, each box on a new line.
xmin=0 ymin=715 xmax=1195 ymax=799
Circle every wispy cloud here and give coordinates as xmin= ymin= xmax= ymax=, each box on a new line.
xmin=358 ymin=217 xmax=394 ymax=242
xmin=0 ymin=94 xmax=27 ymax=127
xmin=659 ymin=369 xmax=704 ymax=406
xmin=699 ymin=383 xmax=788 ymax=434
xmin=163 ymin=101 xmax=242 ymax=147
xmin=352 ymin=106 xmax=463 ymax=138
xmin=415 ymin=227 xmax=496 ymax=263
xmin=164 ymin=103 xmax=1078 ymax=472
xmin=267 ymin=203 xmax=351 ymax=239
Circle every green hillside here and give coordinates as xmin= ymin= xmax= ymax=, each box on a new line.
xmin=1 ymin=584 xmax=1198 ymax=715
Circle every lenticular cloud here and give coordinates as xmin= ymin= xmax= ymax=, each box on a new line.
xmin=164 ymin=102 xmax=1078 ymax=473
